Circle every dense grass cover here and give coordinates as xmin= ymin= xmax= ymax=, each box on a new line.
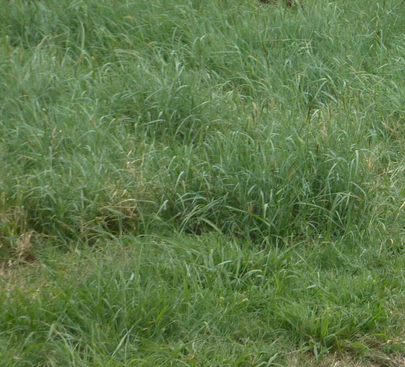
xmin=1 ymin=0 xmax=405 ymax=365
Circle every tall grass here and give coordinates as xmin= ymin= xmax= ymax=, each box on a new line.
xmin=1 ymin=0 xmax=405 ymax=365
xmin=2 ymin=0 xmax=404 ymax=244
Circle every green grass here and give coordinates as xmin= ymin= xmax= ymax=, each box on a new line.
xmin=1 ymin=0 xmax=405 ymax=365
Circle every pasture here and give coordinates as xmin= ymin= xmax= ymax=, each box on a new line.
xmin=1 ymin=0 xmax=405 ymax=365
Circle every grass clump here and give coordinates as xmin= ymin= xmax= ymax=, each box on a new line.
xmin=1 ymin=0 xmax=405 ymax=365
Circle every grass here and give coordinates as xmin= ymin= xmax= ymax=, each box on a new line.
xmin=1 ymin=0 xmax=405 ymax=365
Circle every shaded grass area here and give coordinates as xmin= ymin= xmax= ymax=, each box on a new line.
xmin=1 ymin=0 xmax=405 ymax=365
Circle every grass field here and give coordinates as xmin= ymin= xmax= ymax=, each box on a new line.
xmin=2 ymin=0 xmax=405 ymax=365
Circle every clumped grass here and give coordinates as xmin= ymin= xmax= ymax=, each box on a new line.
xmin=1 ymin=0 xmax=405 ymax=365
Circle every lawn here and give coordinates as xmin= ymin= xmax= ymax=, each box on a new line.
xmin=1 ymin=0 xmax=405 ymax=365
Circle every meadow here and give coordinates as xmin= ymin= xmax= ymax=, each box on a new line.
xmin=1 ymin=0 xmax=405 ymax=365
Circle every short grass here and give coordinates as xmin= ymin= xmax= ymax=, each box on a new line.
xmin=1 ymin=0 xmax=405 ymax=365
